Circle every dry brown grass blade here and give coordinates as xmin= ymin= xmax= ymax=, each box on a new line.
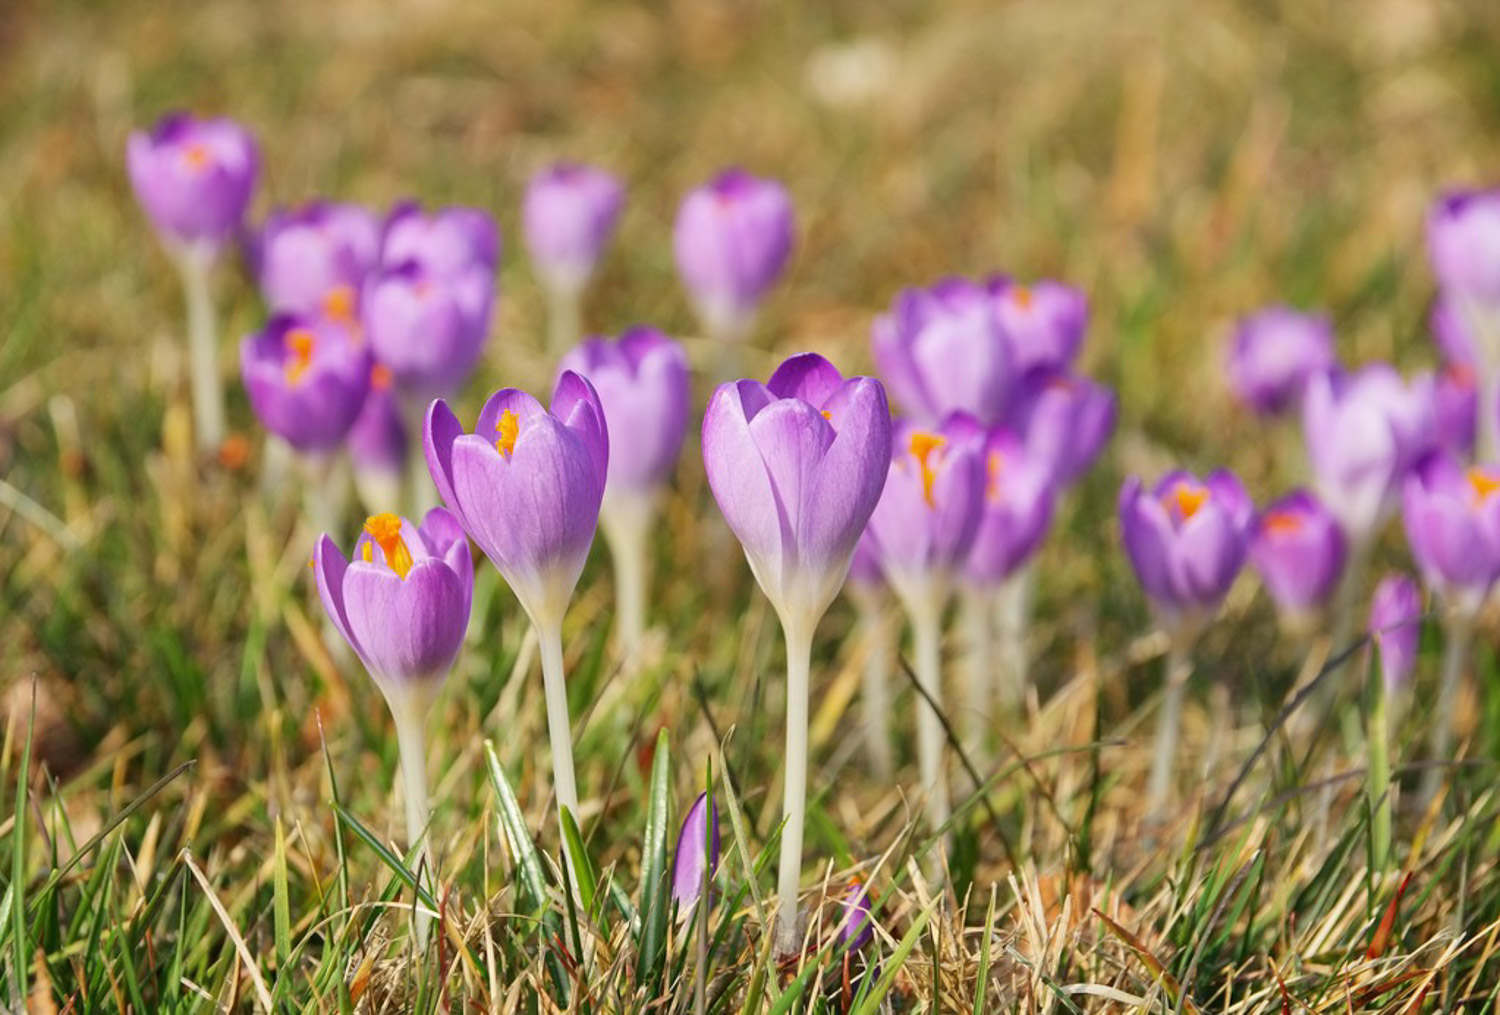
xmin=1365 ymin=870 xmax=1412 ymax=960
xmin=1092 ymin=907 xmax=1199 ymax=1014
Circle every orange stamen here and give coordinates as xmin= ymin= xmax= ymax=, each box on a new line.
xmin=495 ymin=409 xmax=520 ymax=458
xmin=1468 ymin=467 xmax=1500 ymax=503
xmin=370 ymin=363 xmax=393 ymax=391
xmin=322 ymin=284 xmax=357 ymax=324
xmin=182 ymin=142 xmax=211 ymax=171
xmin=909 ymin=431 xmax=946 ymax=507
xmin=1167 ymin=482 xmax=1209 ymax=521
xmin=284 ymin=328 xmax=316 ymax=384
xmin=986 ymin=449 xmax=1005 ymax=502
xmin=1262 ymin=510 xmax=1302 ymax=536
xmin=363 ymin=513 xmax=415 ymax=579
xmin=822 ymin=410 xmax=832 ymax=422
xmin=1011 ymin=285 xmax=1033 ymax=310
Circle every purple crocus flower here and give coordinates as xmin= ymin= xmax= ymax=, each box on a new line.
xmin=1303 ymin=366 xmax=1437 ymax=544
xmin=962 ymin=426 xmax=1056 ymax=587
xmin=255 ymin=201 xmax=381 ymax=321
xmin=1434 ymin=363 xmax=1478 ymax=458
xmin=240 ymin=314 xmax=370 ymax=453
xmin=126 ymin=112 xmax=258 ymax=252
xmin=1006 ymin=369 xmax=1116 ymax=486
xmin=1248 ymin=490 xmax=1346 ymax=619
xmin=1401 ymin=452 xmax=1500 ymax=612
xmin=1432 ymin=296 xmax=1477 ymax=365
xmin=871 ymin=278 xmax=1013 ymax=427
xmin=1369 ymin=574 xmax=1422 ymax=695
xmin=1118 ymin=469 xmax=1253 ymax=632
xmin=1427 ymin=189 xmax=1500 ymax=306
xmin=557 ymin=327 xmax=689 ymax=498
xmin=702 ymin=353 xmax=892 ymax=630
xmin=348 ymin=364 xmax=408 ymax=509
xmin=839 ymin=878 xmax=875 ymax=951
xmin=990 ymin=277 xmax=1089 ymax=375
xmin=313 ymin=508 xmax=474 ymax=693
xmin=382 ymin=201 xmax=500 ymax=276
xmin=363 ymin=260 xmax=494 ymax=400
xmin=424 ymin=372 xmax=608 ymax=627
xmin=673 ymin=168 xmax=795 ymax=339
xmin=1226 ymin=306 xmax=1337 ymax=415
xmin=670 ymin=791 xmax=720 ymax=909
xmin=523 ymin=163 xmax=626 ymax=296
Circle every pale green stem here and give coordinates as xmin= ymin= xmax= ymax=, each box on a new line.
xmin=546 ymin=284 xmax=584 ymax=357
xmin=1422 ymin=610 xmax=1473 ymax=803
xmin=1147 ymin=641 xmax=1193 ymax=819
xmin=853 ymin=592 xmax=895 ymax=780
xmin=1366 ymin=647 xmax=1391 ymax=872
xmin=175 ymin=249 xmax=224 ymax=453
xmin=909 ymin=594 xmax=951 ymax=836
xmin=600 ymin=491 xmax=655 ymax=666
xmin=995 ymin=572 xmax=1030 ymax=706
xmin=390 ymin=694 xmax=435 ymax=950
xmin=959 ymin=585 xmax=993 ymax=758
xmin=536 ymin=622 xmax=581 ymax=825
xmin=774 ymin=618 xmax=815 ymax=957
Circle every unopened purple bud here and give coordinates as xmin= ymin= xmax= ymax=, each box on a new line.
xmin=964 ymin=427 xmax=1056 ymax=586
xmin=989 ymin=277 xmax=1088 ymax=375
xmin=240 ymin=314 xmax=370 ymax=453
xmin=1369 ymin=574 xmax=1422 ymax=694
xmin=126 ymin=113 xmax=258 ymax=252
xmin=673 ymin=169 xmax=794 ymax=338
xmin=523 ymin=163 xmax=625 ymax=295
xmin=1249 ymin=490 xmax=1345 ymax=616
xmin=839 ymin=878 xmax=874 ymax=950
xmin=670 ymin=791 xmax=720 ymax=908
xmin=1226 ymin=306 xmax=1337 ymax=415
xmin=1427 ymin=189 xmax=1500 ymax=305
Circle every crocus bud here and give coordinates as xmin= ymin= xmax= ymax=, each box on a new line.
xmin=1434 ymin=363 xmax=1478 ymax=458
xmin=1427 ymin=189 xmax=1500 ymax=307
xmin=348 ymin=365 xmax=408 ymax=510
xmin=126 ymin=112 xmax=258 ymax=253
xmin=1118 ymin=470 xmax=1253 ymax=635
xmin=670 ymin=791 xmax=720 ymax=909
xmin=871 ymin=278 xmax=1013 ymax=427
xmin=424 ymin=372 xmax=608 ymax=628
xmin=962 ymin=426 xmax=1056 ymax=587
xmin=1006 ymin=369 xmax=1116 ymax=486
xmin=1248 ymin=490 xmax=1346 ymax=619
xmin=240 ymin=314 xmax=370 ymax=453
xmin=702 ymin=354 xmax=891 ymax=632
xmin=1226 ymin=306 xmax=1337 ymax=415
xmin=557 ymin=327 xmax=689 ymax=498
xmin=1369 ymin=574 xmax=1422 ymax=694
xmin=382 ymin=202 xmax=500 ymax=276
xmin=523 ymin=163 xmax=626 ymax=296
xmin=255 ymin=201 xmax=380 ymax=321
xmin=312 ymin=508 xmax=474 ymax=697
xmin=673 ymin=169 xmax=795 ymax=338
xmin=1303 ymin=366 xmax=1436 ymax=544
xmin=363 ymin=260 xmax=494 ymax=400
xmin=1401 ymin=453 xmax=1500 ymax=613
xmin=838 ymin=877 xmax=875 ymax=951
xmin=990 ymin=277 xmax=1088 ymax=375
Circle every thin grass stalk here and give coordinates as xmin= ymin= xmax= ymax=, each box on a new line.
xmin=1366 ymin=646 xmax=1392 ymax=872
xmin=774 ymin=617 xmax=814 ymax=957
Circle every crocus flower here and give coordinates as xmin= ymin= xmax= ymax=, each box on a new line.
xmin=964 ymin=427 xmax=1055 ymax=587
xmin=701 ymin=352 xmax=890 ymax=956
xmin=1226 ymin=306 xmax=1337 ymax=415
xmin=1401 ymin=453 xmax=1500 ymax=613
xmin=363 ymin=260 xmax=494 ymax=401
xmin=1248 ymin=490 xmax=1346 ymax=622
xmin=1369 ymin=574 xmax=1421 ymax=696
xmin=1303 ymin=366 xmax=1436 ymax=545
xmin=990 ymin=277 xmax=1088 ymax=375
xmin=1434 ymin=363 xmax=1478 ymax=458
xmin=1427 ymin=189 xmax=1500 ymax=307
xmin=240 ymin=314 xmax=370 ymax=454
xmin=670 ymin=791 xmax=720 ymax=909
xmin=126 ymin=112 xmax=258 ymax=253
xmin=523 ymin=163 xmax=626 ymax=297
xmin=673 ymin=168 xmax=795 ymax=340
xmin=348 ymin=364 xmax=408 ymax=512
xmin=1006 ymin=369 xmax=1116 ymax=486
xmin=255 ymin=201 xmax=381 ymax=321
xmin=871 ymin=278 xmax=1013 ymax=427
xmin=839 ymin=877 xmax=875 ymax=951
xmin=1432 ymin=296 xmax=1477 ymax=365
xmin=382 ymin=201 xmax=500 ymax=276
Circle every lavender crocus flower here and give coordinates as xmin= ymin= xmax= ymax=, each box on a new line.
xmin=963 ymin=426 xmax=1056 ymax=587
xmin=126 ymin=112 xmax=258 ymax=253
xmin=1432 ymin=296 xmax=1477 ymax=365
xmin=363 ymin=260 xmax=494 ymax=401
xmin=1248 ymin=490 xmax=1346 ymax=622
xmin=673 ymin=169 xmax=795 ymax=341
xmin=839 ymin=878 xmax=875 ymax=951
xmin=382 ymin=201 xmax=500 ymax=275
xmin=990 ymin=277 xmax=1089 ymax=375
xmin=1427 ymin=189 xmax=1500 ymax=307
xmin=871 ymin=278 xmax=1013 ymax=427
xmin=240 ymin=314 xmax=370 ymax=454
xmin=1434 ymin=363 xmax=1478 ymax=458
xmin=670 ymin=791 xmax=720 ymax=910
xmin=1226 ymin=306 xmax=1337 ymax=415
xmin=348 ymin=365 xmax=408 ymax=512
xmin=1369 ymin=574 xmax=1422 ymax=696
xmin=1007 ymin=369 xmax=1116 ymax=486
xmin=523 ymin=163 xmax=626 ymax=297
xmin=1401 ymin=453 xmax=1500 ymax=613
xmin=255 ymin=201 xmax=380 ymax=321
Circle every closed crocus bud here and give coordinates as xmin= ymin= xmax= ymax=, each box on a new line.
xmin=313 ymin=508 xmax=474 ymax=696
xmin=990 ymin=277 xmax=1088 ymax=375
xmin=1432 ymin=296 xmax=1477 ymax=365
xmin=702 ymin=353 xmax=892 ymax=632
xmin=557 ymin=327 xmax=689 ymax=498
xmin=963 ymin=427 xmax=1055 ymax=587
xmin=1119 ymin=470 xmax=1253 ymax=634
xmin=673 ymin=168 xmax=795 ymax=339
xmin=523 ymin=163 xmax=625 ymax=296
xmin=1434 ymin=363 xmax=1478 ymax=458
xmin=364 ymin=260 xmax=494 ymax=400
xmin=1401 ymin=453 xmax=1500 ymax=613
xmin=1226 ymin=306 xmax=1337 ymax=415
xmin=425 ymin=371 xmax=608 ymax=627
xmin=256 ymin=201 xmax=380 ymax=321
xmin=1249 ymin=490 xmax=1346 ymax=619
xmin=1304 ymin=366 xmax=1437 ymax=544
xmin=839 ymin=877 xmax=875 ymax=951
xmin=1427 ymin=189 xmax=1500 ymax=306
xmin=382 ymin=201 xmax=500 ymax=276
xmin=1007 ymin=369 xmax=1116 ymax=486
xmin=126 ymin=112 xmax=258 ymax=252
xmin=240 ymin=314 xmax=370 ymax=453
xmin=1369 ymin=574 xmax=1422 ymax=694
xmin=670 ymin=791 xmax=720 ymax=909
xmin=872 ymin=278 xmax=1013 ymax=427
xmin=348 ymin=365 xmax=408 ymax=510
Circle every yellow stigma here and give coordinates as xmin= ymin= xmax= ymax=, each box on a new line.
xmin=1468 ymin=467 xmax=1500 ymax=503
xmin=909 ymin=431 xmax=946 ymax=507
xmin=821 ymin=409 xmax=832 ymax=422
xmin=986 ymin=449 xmax=1005 ymax=502
xmin=182 ymin=142 xmax=211 ymax=171
xmin=363 ymin=513 xmax=414 ymax=580
xmin=322 ymin=284 xmax=357 ymax=324
xmin=495 ymin=409 xmax=520 ymax=458
xmin=1263 ymin=509 xmax=1302 ymax=536
xmin=284 ymin=328 xmax=316 ymax=384
xmin=1167 ymin=482 xmax=1209 ymax=522
xmin=1012 ymin=285 xmax=1033 ymax=309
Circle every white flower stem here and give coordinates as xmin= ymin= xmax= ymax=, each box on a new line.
xmin=1366 ymin=651 xmax=1392 ymax=872
xmin=1328 ymin=534 xmax=1373 ymax=658
xmin=600 ymin=492 xmax=656 ymax=666
xmin=1147 ymin=639 xmax=1193 ymax=819
xmin=959 ymin=585 xmax=993 ymax=757
xmin=175 ymin=250 xmax=224 ymax=454
xmin=908 ymin=594 xmax=951 ymax=836
xmin=1423 ymin=609 xmax=1473 ymax=803
xmin=390 ymin=695 xmax=435 ymax=950
xmin=995 ymin=571 xmax=1031 ymax=706
xmin=1481 ymin=367 xmax=1500 ymax=464
xmin=774 ymin=618 xmax=815 ymax=957
xmin=852 ymin=589 xmax=894 ymax=780
xmin=536 ymin=621 xmax=581 ymax=844
xmin=546 ymin=285 xmax=583 ymax=357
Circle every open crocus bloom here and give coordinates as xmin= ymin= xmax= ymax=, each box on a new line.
xmin=255 ymin=201 xmax=380 ymax=320
xmin=871 ymin=278 xmax=1013 ymax=427
xmin=1249 ymin=489 xmax=1346 ymax=618
xmin=1006 ymin=369 xmax=1116 ymax=486
xmin=523 ymin=162 xmax=626 ymax=295
xmin=1119 ymin=469 xmax=1253 ymax=635
xmin=425 ymin=372 xmax=608 ymax=628
xmin=989 ymin=276 xmax=1088 ymax=376
xmin=962 ymin=425 xmax=1055 ymax=587
xmin=1402 ymin=453 xmax=1500 ymax=613
xmin=1427 ymin=189 xmax=1500 ymax=308
xmin=1226 ymin=305 xmax=1336 ymax=415
xmin=313 ymin=508 xmax=473 ymax=695
xmin=702 ymin=353 xmax=891 ymax=633
xmin=240 ymin=314 xmax=370 ymax=453
xmin=126 ymin=112 xmax=258 ymax=252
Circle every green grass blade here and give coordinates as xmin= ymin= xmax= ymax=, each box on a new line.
xmin=9 ymin=687 xmax=34 ymax=1009
xmin=850 ymin=899 xmax=938 ymax=1015
xmin=559 ymin=806 xmax=598 ymax=918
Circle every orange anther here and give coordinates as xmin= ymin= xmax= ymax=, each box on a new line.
xmin=362 ymin=513 xmax=414 ymax=579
